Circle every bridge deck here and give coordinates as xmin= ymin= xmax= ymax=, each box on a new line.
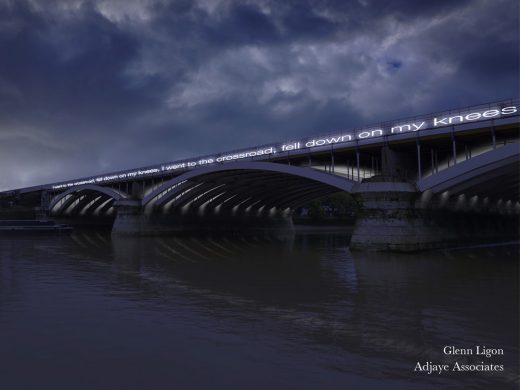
xmin=1 ymin=99 xmax=518 ymax=195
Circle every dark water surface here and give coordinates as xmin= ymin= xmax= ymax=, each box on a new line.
xmin=0 ymin=232 xmax=518 ymax=389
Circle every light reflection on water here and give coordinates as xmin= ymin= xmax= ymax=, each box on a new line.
xmin=0 ymin=232 xmax=518 ymax=389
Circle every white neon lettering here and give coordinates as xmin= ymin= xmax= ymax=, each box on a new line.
xmin=465 ymin=112 xmax=481 ymax=121
xmin=304 ymin=134 xmax=353 ymax=148
xmin=448 ymin=115 xmax=463 ymax=124
xmin=48 ymin=104 xmax=517 ymax=189
xmin=501 ymin=106 xmax=517 ymax=115
xmin=434 ymin=117 xmax=448 ymax=126
xmin=391 ymin=124 xmax=411 ymax=133
xmin=358 ymin=130 xmax=382 ymax=139
xmin=412 ymin=122 xmax=426 ymax=131
xmin=483 ymin=109 xmax=499 ymax=118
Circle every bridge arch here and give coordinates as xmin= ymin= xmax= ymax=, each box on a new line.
xmin=417 ymin=142 xmax=519 ymax=201
xmin=49 ymin=184 xmax=129 ymax=216
xmin=143 ymin=162 xmax=356 ymax=215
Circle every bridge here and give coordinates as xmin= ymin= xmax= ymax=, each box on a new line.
xmin=1 ymin=98 xmax=519 ymax=250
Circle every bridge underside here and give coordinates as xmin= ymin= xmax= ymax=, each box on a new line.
xmin=146 ymin=169 xmax=348 ymax=216
xmin=111 ymin=163 xmax=357 ymax=236
xmin=49 ymin=185 xmax=128 ymax=218
xmin=416 ymin=142 xmax=520 ymax=211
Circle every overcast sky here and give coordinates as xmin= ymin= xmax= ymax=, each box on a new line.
xmin=0 ymin=0 xmax=518 ymax=190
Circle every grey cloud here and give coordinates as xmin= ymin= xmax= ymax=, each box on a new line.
xmin=0 ymin=0 xmax=518 ymax=190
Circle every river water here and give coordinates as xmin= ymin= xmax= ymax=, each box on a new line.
xmin=0 ymin=232 xmax=518 ymax=389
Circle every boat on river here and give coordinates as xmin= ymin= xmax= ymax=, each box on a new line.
xmin=0 ymin=220 xmax=72 ymax=234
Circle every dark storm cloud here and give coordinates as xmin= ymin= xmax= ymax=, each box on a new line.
xmin=0 ymin=0 xmax=518 ymax=190
xmin=0 ymin=1 xmax=164 ymax=124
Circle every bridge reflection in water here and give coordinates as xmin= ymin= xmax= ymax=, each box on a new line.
xmin=0 ymin=232 xmax=517 ymax=388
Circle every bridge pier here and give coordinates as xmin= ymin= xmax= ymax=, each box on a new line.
xmin=350 ymin=176 xmax=519 ymax=252
xmin=112 ymin=200 xmax=151 ymax=236
xmin=349 ymin=145 xmax=445 ymax=251
xmin=349 ymin=178 xmax=434 ymax=251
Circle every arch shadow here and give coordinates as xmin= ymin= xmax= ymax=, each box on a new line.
xmin=49 ymin=184 xmax=129 ymax=216
xmin=143 ymin=162 xmax=356 ymax=214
